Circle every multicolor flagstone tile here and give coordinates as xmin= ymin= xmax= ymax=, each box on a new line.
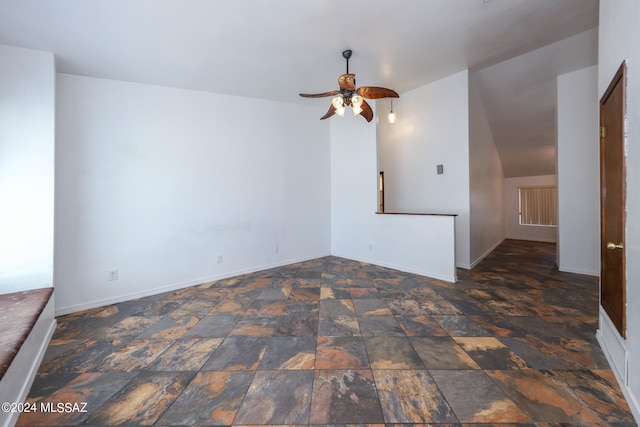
xmin=318 ymin=314 xmax=360 ymax=337
xmin=227 ymin=316 xmax=278 ymax=336
xmin=97 ymin=339 xmax=173 ymax=371
xmin=234 ymin=370 xmax=313 ymax=424
xmin=364 ymin=337 xmax=425 ymax=369
xmin=134 ymin=315 xmax=199 ymax=339
xmin=543 ymin=369 xmax=635 ymax=422
xmin=485 ymin=369 xmax=604 ymax=422
xmin=357 ymin=315 xmax=404 ymax=336
xmin=395 ymin=314 xmax=449 ymax=336
xmin=309 ymin=370 xmax=384 ymax=424
xmin=259 ymin=336 xmax=316 ymax=370
xmin=432 ymin=315 xmax=492 ymax=336
xmin=182 ymin=314 xmax=240 ymax=337
xmin=17 ymin=372 xmax=135 ymax=426
xmin=145 ymin=337 xmax=221 ymax=371
xmin=430 ymin=370 xmax=529 ymax=423
xmin=319 ymin=298 xmax=356 ymax=316
xmin=244 ymin=299 xmax=286 ymax=316
xmin=410 ymin=336 xmax=480 ymax=369
xmin=315 ymin=336 xmax=370 ymax=369
xmin=352 ymin=298 xmax=393 ymax=315
xmin=157 ymin=371 xmax=253 ymax=425
xmin=454 ymin=337 xmax=529 ymax=369
xmin=373 ymin=369 xmax=459 ymax=423
xmin=200 ymin=336 xmax=269 ymax=370
xmin=320 ymin=286 xmax=351 ymax=299
xmin=83 ymin=371 xmax=195 ymax=425
xmin=275 ymin=314 xmax=319 ymax=336
xmin=16 ymin=240 xmax=636 ymax=427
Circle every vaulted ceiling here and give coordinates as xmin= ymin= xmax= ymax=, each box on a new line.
xmin=0 ymin=0 xmax=599 ymax=177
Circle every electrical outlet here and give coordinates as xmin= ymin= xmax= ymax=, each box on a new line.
xmin=369 ymin=244 xmax=373 ymax=251
xmin=273 ymin=245 xmax=279 ymax=254
xmin=216 ymin=254 xmax=223 ymax=264
xmin=108 ymin=269 xmax=118 ymax=281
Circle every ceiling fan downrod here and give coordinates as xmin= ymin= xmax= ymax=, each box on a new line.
xmin=340 ymin=50 xmax=355 ymax=103
xmin=343 ymin=49 xmax=352 ymax=74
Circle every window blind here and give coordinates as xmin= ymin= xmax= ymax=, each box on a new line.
xmin=519 ymin=186 xmax=557 ymax=226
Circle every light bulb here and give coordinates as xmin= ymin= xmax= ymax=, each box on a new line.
xmin=351 ymin=95 xmax=363 ymax=115
xmin=332 ymin=96 xmax=346 ymax=117
xmin=388 ymin=99 xmax=396 ymax=124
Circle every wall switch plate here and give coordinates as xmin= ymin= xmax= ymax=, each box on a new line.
xmin=108 ymin=269 xmax=118 ymax=281
xmin=216 ymin=254 xmax=223 ymax=264
xmin=273 ymin=246 xmax=279 ymax=254
xmin=437 ymin=164 xmax=444 ymax=174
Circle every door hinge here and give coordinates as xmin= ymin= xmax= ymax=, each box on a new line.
xmin=600 ymin=126 xmax=607 ymax=138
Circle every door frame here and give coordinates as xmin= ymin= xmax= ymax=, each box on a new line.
xmin=599 ymin=60 xmax=627 ymax=338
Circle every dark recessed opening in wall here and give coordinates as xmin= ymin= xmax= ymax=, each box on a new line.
xmin=378 ymin=171 xmax=384 ymax=213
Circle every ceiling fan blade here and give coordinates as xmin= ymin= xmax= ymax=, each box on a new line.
xmin=299 ymin=90 xmax=340 ymax=98
xmin=338 ymin=74 xmax=356 ymax=90
xmin=359 ymin=100 xmax=373 ymax=122
xmin=320 ymin=104 xmax=336 ymax=120
xmin=357 ymin=86 xmax=399 ymax=99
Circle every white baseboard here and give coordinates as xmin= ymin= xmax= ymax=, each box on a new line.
xmin=505 ymin=235 xmax=556 ymax=243
xmin=55 ymin=252 xmax=331 ymax=316
xmin=0 ymin=296 xmax=56 ymax=427
xmin=558 ymin=265 xmax=599 ymax=276
xmin=468 ymin=238 xmax=505 ymax=269
xmin=331 ymin=252 xmax=457 ymax=283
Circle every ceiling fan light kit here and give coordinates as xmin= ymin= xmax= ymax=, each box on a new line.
xmin=331 ymin=95 xmax=346 ymax=116
xmin=388 ymin=99 xmax=396 ymax=124
xmin=300 ymin=49 xmax=399 ymax=122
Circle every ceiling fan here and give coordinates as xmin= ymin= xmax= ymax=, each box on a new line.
xmin=299 ymin=49 xmax=399 ymax=122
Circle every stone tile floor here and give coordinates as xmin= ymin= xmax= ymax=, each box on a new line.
xmin=17 ymin=240 xmax=637 ymax=426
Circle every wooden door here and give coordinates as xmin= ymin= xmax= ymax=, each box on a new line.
xmin=600 ymin=61 xmax=627 ymax=338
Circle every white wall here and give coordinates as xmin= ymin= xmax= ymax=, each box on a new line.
xmin=377 ymin=70 xmax=471 ymax=268
xmin=557 ymin=66 xmax=600 ymax=276
xmin=55 ymin=74 xmax=331 ymax=314
xmin=331 ymin=113 xmax=378 ymax=259
xmin=468 ymin=72 xmax=505 ymax=267
xmin=330 ymin=110 xmax=457 ymax=282
xmin=0 ymin=44 xmax=56 ymax=426
xmin=598 ymin=0 xmax=640 ymax=421
xmin=504 ymin=175 xmax=557 ymax=242
xmin=0 ymin=45 xmax=55 ymax=293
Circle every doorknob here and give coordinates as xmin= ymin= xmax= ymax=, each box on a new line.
xmin=607 ymin=242 xmax=624 ymax=250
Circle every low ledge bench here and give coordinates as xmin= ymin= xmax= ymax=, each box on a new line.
xmin=0 ymin=287 xmax=56 ymax=427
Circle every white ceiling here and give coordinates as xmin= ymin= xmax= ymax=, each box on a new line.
xmin=475 ymin=28 xmax=598 ymax=177
xmin=0 ymin=0 xmax=599 ymax=177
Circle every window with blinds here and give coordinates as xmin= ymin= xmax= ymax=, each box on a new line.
xmin=519 ymin=186 xmax=557 ymax=226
